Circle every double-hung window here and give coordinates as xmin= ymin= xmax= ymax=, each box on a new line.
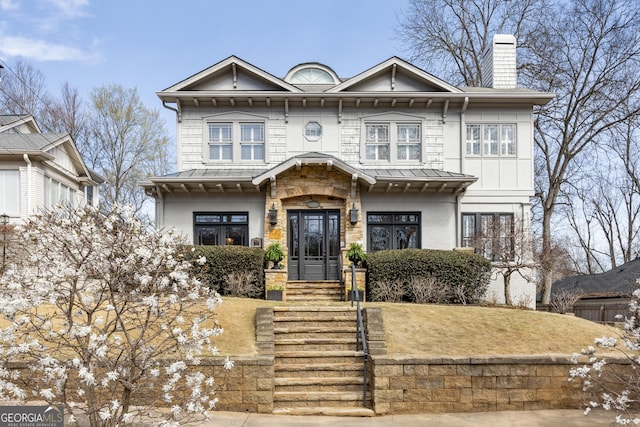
xmin=209 ymin=123 xmax=232 ymax=160
xmin=397 ymin=124 xmax=421 ymax=160
xmin=364 ymin=119 xmax=422 ymax=162
xmin=205 ymin=114 xmax=266 ymax=162
xmin=465 ymin=124 xmax=516 ymax=156
xmin=44 ymin=176 xmax=75 ymax=209
xmin=240 ymin=123 xmax=264 ymax=160
xmin=365 ymin=124 xmax=390 ymax=161
xmin=462 ymin=213 xmax=514 ymax=261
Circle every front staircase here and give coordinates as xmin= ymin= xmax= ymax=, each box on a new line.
xmin=271 ymin=306 xmax=373 ymax=416
xmin=285 ymin=280 xmax=343 ymax=302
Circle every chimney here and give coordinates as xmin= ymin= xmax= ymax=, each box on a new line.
xmin=481 ymin=34 xmax=517 ymax=89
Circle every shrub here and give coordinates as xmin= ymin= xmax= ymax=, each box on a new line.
xmin=191 ymin=245 xmax=264 ymax=298
xmin=367 ymin=249 xmax=491 ymax=304
xmin=407 ymin=275 xmax=447 ymax=304
xmin=369 ymin=278 xmax=405 ymax=302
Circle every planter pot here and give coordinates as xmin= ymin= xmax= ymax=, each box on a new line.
xmin=349 ymin=290 xmax=364 ymax=302
xmin=267 ymin=290 xmax=283 ymax=301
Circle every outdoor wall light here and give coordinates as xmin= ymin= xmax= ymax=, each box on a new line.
xmin=349 ymin=203 xmax=359 ymax=225
xmin=269 ymin=203 xmax=278 ymax=225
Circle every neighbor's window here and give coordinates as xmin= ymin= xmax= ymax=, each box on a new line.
xmin=367 ymin=212 xmax=421 ymax=251
xmin=466 ymin=124 xmax=516 ymax=156
xmin=194 ymin=212 xmax=249 ymax=246
xmin=44 ymin=176 xmax=75 ymax=209
xmin=0 ymin=170 xmax=20 ymax=216
xmin=461 ymin=213 xmax=514 ymax=260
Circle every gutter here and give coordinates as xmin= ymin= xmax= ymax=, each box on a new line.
xmin=23 ymin=154 xmax=32 ymax=216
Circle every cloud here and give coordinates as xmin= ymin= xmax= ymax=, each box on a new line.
xmin=44 ymin=0 xmax=89 ymax=18
xmin=0 ymin=0 xmax=19 ymax=11
xmin=0 ymin=35 xmax=100 ymax=62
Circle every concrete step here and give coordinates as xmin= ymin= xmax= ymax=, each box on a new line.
xmin=274 ymin=337 xmax=356 ymax=345
xmin=273 ymin=391 xmax=369 ymax=403
xmin=272 ymin=407 xmax=375 ymax=416
xmin=274 ymin=306 xmax=357 ymax=312
xmin=274 ymin=362 xmax=364 ymax=373
xmin=274 ymin=326 xmax=357 ymax=334
xmin=276 ymin=350 xmax=365 ymax=358
xmin=274 ymin=377 xmax=364 ymax=387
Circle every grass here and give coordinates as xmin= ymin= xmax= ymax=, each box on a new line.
xmin=216 ymin=297 xmax=622 ymax=358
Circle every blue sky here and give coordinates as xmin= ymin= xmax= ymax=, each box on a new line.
xmin=0 ymin=0 xmax=411 ymax=132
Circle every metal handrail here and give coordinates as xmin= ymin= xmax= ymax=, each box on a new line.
xmin=351 ymin=263 xmax=369 ymax=407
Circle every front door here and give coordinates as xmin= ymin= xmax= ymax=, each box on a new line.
xmin=288 ymin=210 xmax=340 ymax=280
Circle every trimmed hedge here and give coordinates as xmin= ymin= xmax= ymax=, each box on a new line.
xmin=367 ymin=249 xmax=491 ymax=304
xmin=189 ymin=246 xmax=265 ymax=298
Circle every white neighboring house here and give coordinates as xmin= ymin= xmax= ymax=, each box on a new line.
xmin=141 ymin=34 xmax=553 ymax=307
xmin=0 ymin=114 xmax=103 ymax=224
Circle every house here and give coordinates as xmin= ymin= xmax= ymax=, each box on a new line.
xmin=141 ymin=34 xmax=553 ymax=307
xmin=0 ymin=114 xmax=102 ymax=223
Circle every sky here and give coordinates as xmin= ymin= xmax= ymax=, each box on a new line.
xmin=0 ymin=0 xmax=412 ymax=138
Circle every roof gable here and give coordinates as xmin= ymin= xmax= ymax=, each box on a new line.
xmin=162 ymin=56 xmax=301 ymax=93
xmin=328 ymin=57 xmax=462 ymax=94
xmin=0 ymin=115 xmax=41 ymax=134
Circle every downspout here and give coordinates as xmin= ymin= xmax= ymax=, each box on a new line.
xmin=23 ymin=154 xmax=32 ymax=216
xmin=456 ymin=97 xmax=469 ymax=247
xmin=155 ymin=186 xmax=164 ymax=230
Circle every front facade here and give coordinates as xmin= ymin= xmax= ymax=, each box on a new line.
xmin=0 ymin=115 xmax=102 ymax=224
xmin=142 ymin=35 xmax=553 ymax=306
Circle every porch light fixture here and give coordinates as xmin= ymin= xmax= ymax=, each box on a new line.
xmin=269 ymin=203 xmax=278 ymax=225
xmin=349 ymin=204 xmax=359 ymax=225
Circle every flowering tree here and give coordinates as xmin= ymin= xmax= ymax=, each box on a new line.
xmin=569 ymin=281 xmax=640 ymax=424
xmin=0 ymin=205 xmax=231 ymax=426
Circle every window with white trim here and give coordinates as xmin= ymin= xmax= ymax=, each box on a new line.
xmin=465 ymin=124 xmax=516 ymax=156
xmin=364 ymin=121 xmax=422 ymax=162
xmin=205 ymin=116 xmax=266 ymax=162
xmin=240 ymin=123 xmax=264 ymax=160
xmin=0 ymin=170 xmax=20 ymax=216
xmin=44 ymin=176 xmax=75 ymax=209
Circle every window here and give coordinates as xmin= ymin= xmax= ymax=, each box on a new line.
xmin=364 ymin=122 xmax=421 ymax=162
xmin=194 ymin=212 xmax=249 ymax=246
xmin=461 ymin=213 xmax=514 ymax=260
xmin=0 ymin=170 xmax=20 ymax=216
xmin=397 ymin=124 xmax=421 ymax=160
xmin=240 ymin=123 xmax=264 ymax=160
xmin=209 ymin=123 xmax=232 ymax=160
xmin=365 ymin=124 xmax=389 ymax=160
xmin=44 ymin=176 xmax=75 ymax=209
xmin=465 ymin=124 xmax=516 ymax=156
xmin=367 ymin=212 xmax=420 ymax=251
xmin=206 ymin=120 xmax=265 ymax=162
xmin=304 ymin=122 xmax=322 ymax=141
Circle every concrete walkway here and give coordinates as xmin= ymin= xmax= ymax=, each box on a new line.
xmin=203 ymin=409 xmax=614 ymax=426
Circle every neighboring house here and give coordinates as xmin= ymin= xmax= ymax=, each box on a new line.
xmin=141 ymin=34 xmax=553 ymax=307
xmin=551 ymin=259 xmax=640 ymax=322
xmin=0 ymin=115 xmax=102 ymax=224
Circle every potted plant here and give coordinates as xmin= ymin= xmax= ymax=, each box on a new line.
xmin=346 ymin=242 xmax=367 ymax=267
xmin=265 ymin=242 xmax=284 ymax=269
xmin=266 ymin=285 xmax=284 ymax=301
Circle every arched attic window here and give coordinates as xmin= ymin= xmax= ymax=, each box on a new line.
xmin=285 ymin=64 xmax=340 ymax=85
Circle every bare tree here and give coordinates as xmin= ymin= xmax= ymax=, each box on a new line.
xmin=397 ymin=0 xmax=547 ymax=85
xmin=0 ymin=59 xmax=52 ymax=121
xmin=88 ymin=84 xmax=170 ymax=216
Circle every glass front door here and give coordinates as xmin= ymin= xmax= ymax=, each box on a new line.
xmin=288 ymin=210 xmax=340 ymax=280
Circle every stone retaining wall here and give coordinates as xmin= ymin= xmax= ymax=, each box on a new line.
xmin=369 ymin=355 xmax=591 ymax=414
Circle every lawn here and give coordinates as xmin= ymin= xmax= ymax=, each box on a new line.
xmin=215 ymin=297 xmax=622 ymax=358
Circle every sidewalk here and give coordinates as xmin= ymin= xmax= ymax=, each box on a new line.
xmin=204 ymin=409 xmax=614 ymax=427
